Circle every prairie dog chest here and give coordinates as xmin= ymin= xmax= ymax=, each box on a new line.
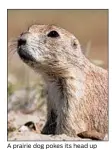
xmin=47 ymin=81 xmax=63 ymax=109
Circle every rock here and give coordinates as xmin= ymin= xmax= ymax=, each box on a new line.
xmin=8 ymin=110 xmax=45 ymax=130
xmin=8 ymin=131 xmax=83 ymax=141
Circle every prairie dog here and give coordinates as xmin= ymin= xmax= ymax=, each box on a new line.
xmin=16 ymin=25 xmax=108 ymax=140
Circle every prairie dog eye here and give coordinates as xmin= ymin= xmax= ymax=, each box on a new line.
xmin=47 ymin=30 xmax=59 ymax=38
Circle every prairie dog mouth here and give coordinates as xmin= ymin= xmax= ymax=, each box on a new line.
xmin=17 ymin=33 xmax=36 ymax=63
xmin=17 ymin=46 xmax=35 ymax=62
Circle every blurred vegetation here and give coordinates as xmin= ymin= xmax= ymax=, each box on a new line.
xmin=8 ymin=82 xmax=14 ymax=96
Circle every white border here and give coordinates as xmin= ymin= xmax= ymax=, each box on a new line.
xmin=2 ymin=0 xmax=112 ymax=9
xmin=0 ymin=0 xmax=112 ymax=150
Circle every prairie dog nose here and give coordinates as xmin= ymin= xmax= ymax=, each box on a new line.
xmin=18 ymin=38 xmax=26 ymax=47
xmin=18 ymin=32 xmax=30 ymax=47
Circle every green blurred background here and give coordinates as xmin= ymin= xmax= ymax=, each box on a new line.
xmin=8 ymin=9 xmax=108 ymax=98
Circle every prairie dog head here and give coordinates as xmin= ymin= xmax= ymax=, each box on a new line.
xmin=17 ymin=25 xmax=83 ymax=77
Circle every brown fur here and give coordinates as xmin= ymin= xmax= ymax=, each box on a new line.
xmin=15 ymin=25 xmax=108 ymax=140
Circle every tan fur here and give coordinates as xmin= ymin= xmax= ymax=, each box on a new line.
xmin=16 ymin=25 xmax=108 ymax=140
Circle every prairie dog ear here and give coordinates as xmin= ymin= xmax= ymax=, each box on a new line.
xmin=72 ymin=38 xmax=81 ymax=49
